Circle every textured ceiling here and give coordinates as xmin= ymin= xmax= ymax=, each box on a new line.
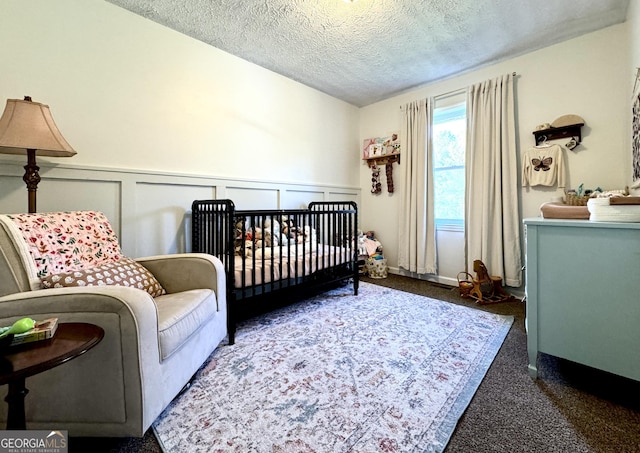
xmin=105 ymin=0 xmax=629 ymax=107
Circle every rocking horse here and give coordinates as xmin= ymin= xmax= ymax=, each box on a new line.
xmin=459 ymin=260 xmax=516 ymax=304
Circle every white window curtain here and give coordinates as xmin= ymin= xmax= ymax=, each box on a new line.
xmin=398 ymin=98 xmax=437 ymax=275
xmin=465 ymin=73 xmax=522 ymax=287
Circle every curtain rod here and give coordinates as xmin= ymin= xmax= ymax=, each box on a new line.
xmin=400 ymin=72 xmax=518 ymax=109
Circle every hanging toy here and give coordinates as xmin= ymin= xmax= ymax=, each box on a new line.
xmin=386 ymin=164 xmax=394 ymax=193
xmin=371 ymin=164 xmax=382 ymax=194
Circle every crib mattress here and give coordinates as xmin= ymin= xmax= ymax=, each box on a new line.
xmin=232 ymin=244 xmax=351 ymax=288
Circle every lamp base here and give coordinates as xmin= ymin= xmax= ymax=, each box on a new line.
xmin=23 ymin=149 xmax=40 ymax=213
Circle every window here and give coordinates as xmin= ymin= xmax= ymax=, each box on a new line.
xmin=432 ymin=98 xmax=466 ymax=228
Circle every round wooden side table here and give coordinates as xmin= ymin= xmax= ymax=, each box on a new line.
xmin=0 ymin=322 xmax=104 ymax=429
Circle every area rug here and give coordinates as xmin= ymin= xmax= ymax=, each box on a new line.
xmin=152 ymin=282 xmax=513 ymax=453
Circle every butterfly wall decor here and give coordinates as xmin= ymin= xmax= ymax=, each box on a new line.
xmin=532 ymin=156 xmax=553 ymax=171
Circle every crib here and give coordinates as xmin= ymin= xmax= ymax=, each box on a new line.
xmin=191 ymin=199 xmax=359 ymax=344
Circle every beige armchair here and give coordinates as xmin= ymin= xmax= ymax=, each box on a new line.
xmin=0 ymin=211 xmax=227 ymax=437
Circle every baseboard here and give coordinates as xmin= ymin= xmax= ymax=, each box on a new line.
xmin=388 ymin=266 xmax=525 ymax=300
xmin=388 ymin=267 xmax=457 ymax=287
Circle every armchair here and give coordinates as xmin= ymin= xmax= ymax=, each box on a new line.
xmin=0 ymin=211 xmax=227 ymax=437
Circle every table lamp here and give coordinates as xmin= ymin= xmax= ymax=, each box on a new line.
xmin=0 ymin=96 xmax=76 ymax=213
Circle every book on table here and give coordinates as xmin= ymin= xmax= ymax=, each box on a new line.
xmin=10 ymin=318 xmax=59 ymax=346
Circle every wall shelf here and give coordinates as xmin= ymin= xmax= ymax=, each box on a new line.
xmin=364 ymin=152 xmax=400 ymax=168
xmin=532 ymin=123 xmax=583 ymax=146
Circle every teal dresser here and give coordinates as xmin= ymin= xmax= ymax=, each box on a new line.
xmin=524 ymin=218 xmax=640 ymax=381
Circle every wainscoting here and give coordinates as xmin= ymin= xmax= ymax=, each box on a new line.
xmin=0 ymin=159 xmax=360 ymax=258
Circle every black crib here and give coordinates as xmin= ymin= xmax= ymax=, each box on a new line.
xmin=191 ymin=199 xmax=359 ymax=344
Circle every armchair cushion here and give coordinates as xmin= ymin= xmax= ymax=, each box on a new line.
xmin=155 ymin=289 xmax=216 ymax=359
xmin=40 ymin=257 xmax=166 ymax=297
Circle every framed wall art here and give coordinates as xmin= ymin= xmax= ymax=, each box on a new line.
xmin=633 ymin=68 xmax=640 ymax=181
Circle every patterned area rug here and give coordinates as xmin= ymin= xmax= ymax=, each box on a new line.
xmin=152 ymin=282 xmax=513 ymax=452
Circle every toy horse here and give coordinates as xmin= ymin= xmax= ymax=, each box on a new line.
xmin=468 ymin=260 xmax=516 ymax=304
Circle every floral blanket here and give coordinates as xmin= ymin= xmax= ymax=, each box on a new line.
xmin=2 ymin=211 xmax=122 ymax=278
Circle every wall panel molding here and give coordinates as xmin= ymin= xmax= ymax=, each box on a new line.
xmin=0 ymin=159 xmax=360 ymax=256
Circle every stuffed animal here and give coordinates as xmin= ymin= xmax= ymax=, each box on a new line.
xmin=234 ymin=219 xmax=246 ymax=255
xmin=281 ymin=217 xmax=295 ymax=238
xmin=238 ymin=239 xmax=254 ymax=256
xmin=262 ymin=218 xmax=280 ymax=246
xmin=356 ymin=230 xmax=367 ymax=257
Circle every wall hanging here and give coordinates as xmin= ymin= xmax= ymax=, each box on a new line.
xmin=532 ymin=114 xmax=584 ymax=150
xmin=362 ymin=134 xmax=400 ymax=194
xmin=633 ymin=68 xmax=640 ymax=181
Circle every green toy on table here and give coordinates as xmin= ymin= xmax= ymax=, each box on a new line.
xmin=0 ymin=317 xmax=36 ymax=339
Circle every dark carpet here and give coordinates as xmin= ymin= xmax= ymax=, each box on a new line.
xmin=71 ymin=274 xmax=640 ymax=452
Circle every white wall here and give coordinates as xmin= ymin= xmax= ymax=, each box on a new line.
xmin=359 ymin=22 xmax=631 ymax=286
xmin=0 ymin=0 xmax=361 ymax=256
xmin=0 ymin=0 xmax=359 ymax=186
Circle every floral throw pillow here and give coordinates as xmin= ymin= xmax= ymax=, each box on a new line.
xmin=40 ymin=257 xmax=166 ymax=297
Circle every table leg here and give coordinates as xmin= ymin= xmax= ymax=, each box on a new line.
xmin=5 ymin=378 xmax=28 ymax=429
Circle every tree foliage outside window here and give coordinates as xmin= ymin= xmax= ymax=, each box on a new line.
xmin=433 ymin=102 xmax=466 ymax=227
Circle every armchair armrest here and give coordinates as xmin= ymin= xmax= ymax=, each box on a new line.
xmin=0 ymin=286 xmax=160 ymax=358
xmin=136 ymin=253 xmax=226 ymax=296
xmin=0 ymin=286 xmax=165 ymax=434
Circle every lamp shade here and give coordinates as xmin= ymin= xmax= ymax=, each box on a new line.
xmin=0 ymin=98 xmax=76 ymax=157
